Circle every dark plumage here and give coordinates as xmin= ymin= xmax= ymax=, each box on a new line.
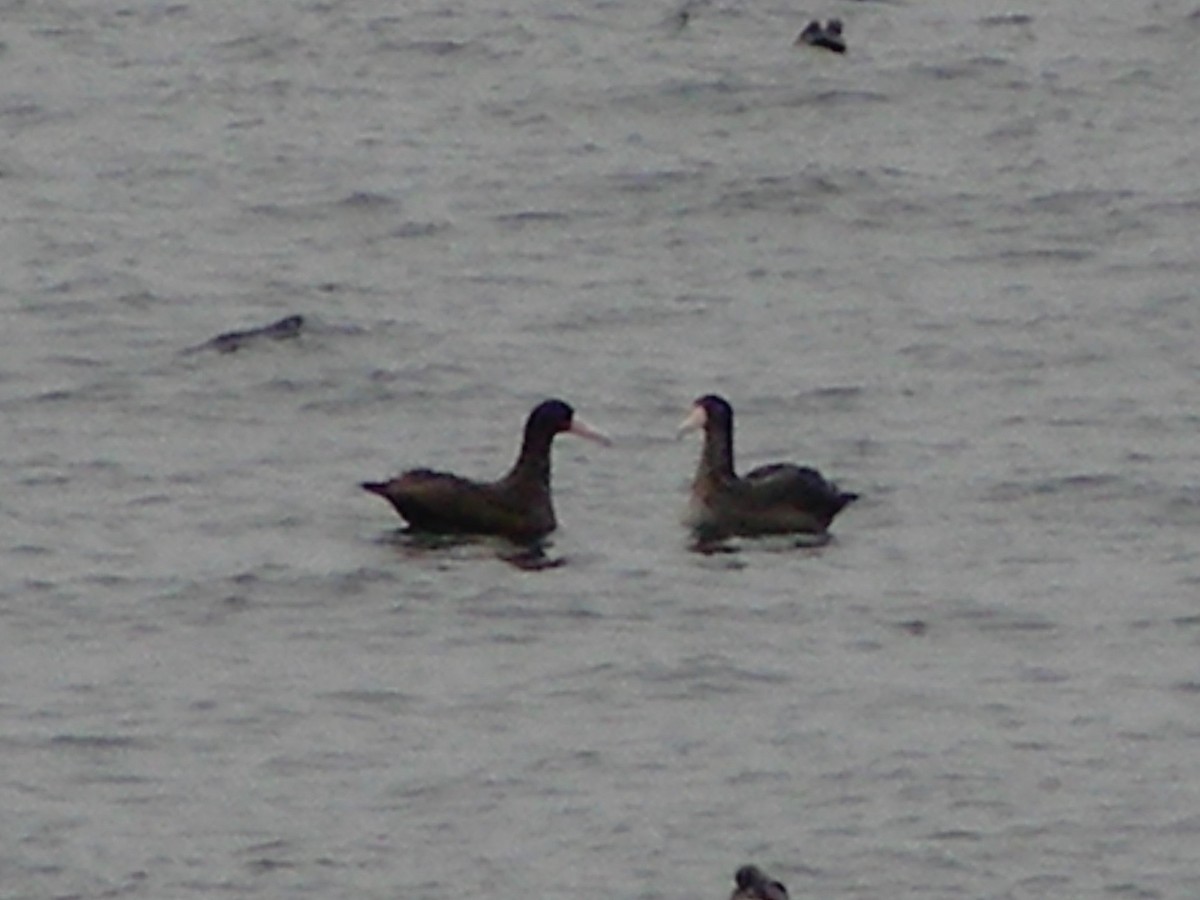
xmin=730 ymin=865 xmax=789 ymax=900
xmin=678 ymin=394 xmax=857 ymax=540
xmin=795 ymin=18 xmax=846 ymax=54
xmin=362 ymin=399 xmax=609 ymax=542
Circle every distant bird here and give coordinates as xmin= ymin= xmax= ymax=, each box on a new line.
xmin=795 ymin=18 xmax=846 ymax=54
xmin=670 ymin=0 xmax=706 ymax=30
xmin=677 ymin=394 xmax=857 ymax=541
xmin=362 ymin=399 xmax=609 ymax=543
xmin=730 ymin=865 xmax=789 ymax=900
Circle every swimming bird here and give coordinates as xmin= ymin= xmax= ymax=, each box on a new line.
xmin=795 ymin=18 xmax=846 ymax=54
xmin=677 ymin=394 xmax=857 ymax=541
xmin=362 ymin=399 xmax=609 ymax=543
xmin=730 ymin=865 xmax=789 ymax=900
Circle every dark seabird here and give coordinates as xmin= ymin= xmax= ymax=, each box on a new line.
xmin=730 ymin=865 xmax=789 ymax=900
xmin=677 ymin=394 xmax=857 ymax=541
xmin=362 ymin=399 xmax=609 ymax=542
xmin=795 ymin=18 xmax=846 ymax=53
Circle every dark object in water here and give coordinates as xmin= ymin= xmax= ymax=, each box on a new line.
xmin=671 ymin=0 xmax=696 ymax=30
xmin=362 ymin=399 xmax=610 ymax=543
xmin=193 ymin=314 xmax=306 ymax=353
xmin=795 ymin=19 xmax=846 ymax=53
xmin=677 ymin=394 xmax=857 ymax=542
xmin=730 ymin=865 xmax=789 ymax=900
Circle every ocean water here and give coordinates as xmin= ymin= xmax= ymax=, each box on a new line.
xmin=3 ymin=1 xmax=1200 ymax=897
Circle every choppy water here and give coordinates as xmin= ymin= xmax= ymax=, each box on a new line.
xmin=4 ymin=1 xmax=1200 ymax=897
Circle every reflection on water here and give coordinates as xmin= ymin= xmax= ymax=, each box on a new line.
xmin=377 ymin=528 xmax=566 ymax=571
xmin=689 ymin=531 xmax=836 ymax=555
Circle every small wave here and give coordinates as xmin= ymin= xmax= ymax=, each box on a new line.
xmin=321 ymin=689 xmax=420 ymax=711
xmin=49 ymin=733 xmax=147 ymax=750
xmin=981 ymin=14 xmax=1035 ymax=28
xmin=909 ymin=56 xmax=1024 ymax=81
xmin=985 ymin=473 xmax=1134 ymax=503
xmin=247 ymin=190 xmax=403 ymax=221
xmin=493 ymin=209 xmax=573 ymax=227
xmin=378 ymin=39 xmax=475 ymax=57
xmin=336 ymin=190 xmax=403 ymax=211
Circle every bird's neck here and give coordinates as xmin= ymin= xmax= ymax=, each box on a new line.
xmin=509 ymin=431 xmax=554 ymax=488
xmin=696 ymin=425 xmax=736 ymax=485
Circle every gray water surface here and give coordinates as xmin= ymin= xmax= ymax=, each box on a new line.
xmin=4 ymin=1 xmax=1200 ymax=898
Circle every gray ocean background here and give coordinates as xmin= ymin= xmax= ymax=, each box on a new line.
xmin=4 ymin=1 xmax=1200 ymax=897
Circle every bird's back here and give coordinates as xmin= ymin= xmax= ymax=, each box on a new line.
xmin=739 ymin=465 xmax=854 ymax=528
xmin=363 ymin=468 xmax=555 ymax=539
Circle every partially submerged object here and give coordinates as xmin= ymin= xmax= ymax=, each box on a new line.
xmin=188 ymin=314 xmax=306 ymax=353
xmin=730 ymin=865 xmax=789 ymax=900
xmin=795 ymin=18 xmax=846 ymax=54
